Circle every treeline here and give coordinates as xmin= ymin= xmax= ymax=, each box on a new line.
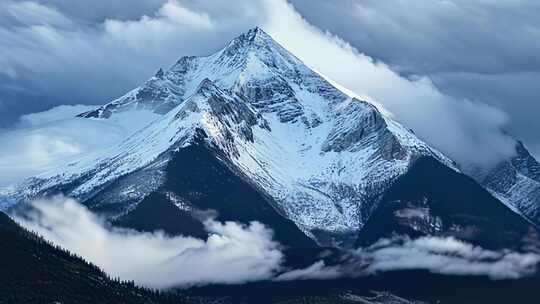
xmin=0 ymin=212 xmax=193 ymax=304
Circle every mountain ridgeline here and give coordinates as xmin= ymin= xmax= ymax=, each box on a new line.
xmin=1 ymin=27 xmax=539 ymax=251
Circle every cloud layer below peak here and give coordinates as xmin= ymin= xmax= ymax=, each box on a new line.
xmin=15 ymin=196 xmax=284 ymax=289
xmin=14 ymin=197 xmax=540 ymax=289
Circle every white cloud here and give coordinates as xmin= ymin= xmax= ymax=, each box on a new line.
xmin=261 ymin=0 xmax=516 ymax=167
xmin=14 ymin=196 xmax=284 ymax=289
xmin=159 ymin=1 xmax=213 ymax=29
xmin=361 ymin=236 xmax=540 ymax=279
xmin=275 ymin=260 xmax=341 ymax=281
xmin=0 ymin=0 xmax=72 ymax=28
xmin=16 ymin=104 xmax=95 ymax=126
xmin=12 ymin=197 xmax=539 ymax=289
xmin=0 ymin=105 xmax=158 ymax=187
xmin=278 ymin=236 xmax=540 ymax=281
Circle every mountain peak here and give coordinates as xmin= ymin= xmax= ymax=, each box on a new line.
xmin=245 ymin=26 xmax=269 ymax=40
xmin=237 ymin=26 xmax=271 ymax=43
xmin=194 ymin=78 xmax=220 ymax=98
xmin=155 ymin=68 xmax=165 ymax=79
xmin=223 ymin=27 xmax=277 ymax=55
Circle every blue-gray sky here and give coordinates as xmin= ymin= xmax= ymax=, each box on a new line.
xmin=291 ymin=0 xmax=540 ymax=158
xmin=0 ymin=0 xmax=538 ymax=161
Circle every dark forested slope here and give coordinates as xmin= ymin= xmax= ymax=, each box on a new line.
xmin=0 ymin=211 xmax=187 ymax=304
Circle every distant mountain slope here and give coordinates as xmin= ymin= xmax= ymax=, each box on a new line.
xmin=356 ymin=157 xmax=535 ymax=250
xmin=468 ymin=141 xmax=540 ymax=228
xmin=0 ymin=212 xmax=186 ymax=304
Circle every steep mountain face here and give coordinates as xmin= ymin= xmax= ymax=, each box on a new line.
xmin=1 ymin=28 xmax=536 ymax=248
xmin=468 ymin=141 xmax=540 ymax=227
xmin=115 ymin=140 xmax=317 ymax=248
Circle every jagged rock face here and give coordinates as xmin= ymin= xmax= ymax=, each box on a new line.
xmin=470 ymin=141 xmax=540 ymax=226
xmin=321 ymin=99 xmax=405 ymax=160
xmin=514 ymin=142 xmax=540 ymax=180
xmin=237 ymin=75 xmax=304 ymax=123
xmin=2 ymin=28 xmax=475 ymax=248
xmin=78 ymin=71 xmax=184 ymax=118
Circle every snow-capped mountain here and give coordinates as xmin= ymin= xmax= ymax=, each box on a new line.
xmin=468 ymin=141 xmax=540 ymax=227
xmin=1 ymin=28 xmax=536 ymax=248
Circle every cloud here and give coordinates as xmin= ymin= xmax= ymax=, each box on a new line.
xmin=0 ymin=0 xmax=262 ymax=110
xmin=275 ymin=260 xmax=342 ymax=281
xmin=35 ymin=0 xmax=167 ymax=22
xmin=362 ymin=236 xmax=540 ymax=279
xmin=0 ymin=0 xmax=272 ymax=129
xmin=291 ymin=0 xmax=540 ymax=75
xmin=277 ymin=236 xmax=540 ymax=281
xmin=12 ymin=197 xmax=539 ymax=289
xmin=15 ymin=104 xmax=95 ymax=127
xmin=433 ymin=71 xmax=540 ymax=159
xmin=14 ymin=196 xmax=284 ymax=289
xmin=0 ymin=1 xmax=73 ymax=29
xmin=0 ymin=105 xmax=158 ymax=187
xmin=290 ymin=0 xmax=540 ymax=159
xmin=261 ymin=0 xmax=516 ymax=167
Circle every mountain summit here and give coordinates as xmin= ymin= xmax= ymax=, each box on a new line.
xmin=2 ymin=28 xmax=537 ymax=248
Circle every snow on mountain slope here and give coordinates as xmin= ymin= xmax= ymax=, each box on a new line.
xmin=4 ymin=79 xmax=256 ymax=209
xmin=467 ymin=141 xmax=540 ymax=227
xmin=1 ymin=28 xmax=456 ymax=246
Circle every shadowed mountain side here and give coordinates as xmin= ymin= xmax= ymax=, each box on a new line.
xmin=356 ymin=157 xmax=536 ymax=250
xmin=116 ymin=136 xmax=317 ymax=248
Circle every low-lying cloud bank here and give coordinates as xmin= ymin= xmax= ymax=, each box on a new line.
xmin=278 ymin=237 xmax=540 ymax=281
xmin=14 ymin=197 xmax=540 ymax=289
xmin=15 ymin=196 xmax=283 ymax=289
xmin=364 ymin=236 xmax=540 ymax=280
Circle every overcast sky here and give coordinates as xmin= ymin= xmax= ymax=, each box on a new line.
xmin=1 ymin=0 xmax=538 ymax=160
xmin=291 ymin=0 xmax=540 ymax=159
